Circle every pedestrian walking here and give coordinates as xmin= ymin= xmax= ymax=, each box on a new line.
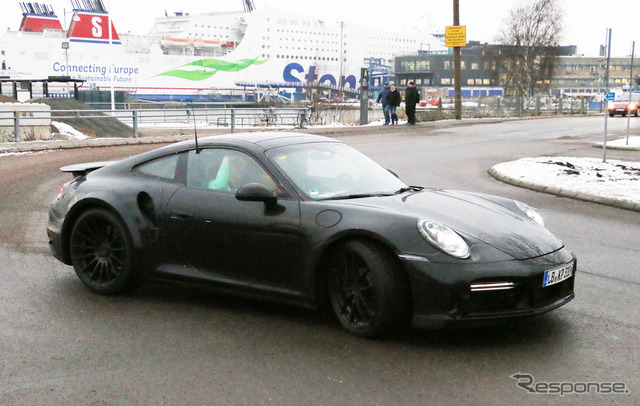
xmin=404 ymin=81 xmax=420 ymax=125
xmin=376 ymin=82 xmax=391 ymax=125
xmin=388 ymin=84 xmax=401 ymax=125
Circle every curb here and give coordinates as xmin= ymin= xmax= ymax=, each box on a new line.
xmin=592 ymin=142 xmax=640 ymax=151
xmin=488 ymin=167 xmax=640 ymax=212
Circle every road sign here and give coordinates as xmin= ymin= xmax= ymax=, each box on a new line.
xmin=360 ymin=67 xmax=369 ymax=87
xmin=445 ymin=25 xmax=467 ymax=47
xmin=605 ymin=92 xmax=615 ymax=101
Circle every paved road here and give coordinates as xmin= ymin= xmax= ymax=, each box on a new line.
xmin=0 ymin=116 xmax=638 ymax=405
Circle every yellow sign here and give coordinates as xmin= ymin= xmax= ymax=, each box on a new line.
xmin=445 ymin=25 xmax=467 ymax=47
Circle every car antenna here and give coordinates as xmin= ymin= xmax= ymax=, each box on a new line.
xmin=189 ymin=102 xmax=201 ymax=153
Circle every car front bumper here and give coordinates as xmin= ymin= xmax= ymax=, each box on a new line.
xmin=400 ymin=248 xmax=576 ymax=329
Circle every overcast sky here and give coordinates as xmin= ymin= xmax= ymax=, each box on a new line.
xmin=1 ymin=0 xmax=637 ymax=57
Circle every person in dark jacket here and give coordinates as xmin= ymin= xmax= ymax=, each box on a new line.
xmin=387 ymin=84 xmax=401 ymax=125
xmin=404 ymin=81 xmax=420 ymax=125
xmin=376 ymin=83 xmax=391 ymax=125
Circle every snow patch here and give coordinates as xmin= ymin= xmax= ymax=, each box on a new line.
xmin=493 ymin=156 xmax=640 ymax=204
xmin=52 ymin=121 xmax=89 ymax=140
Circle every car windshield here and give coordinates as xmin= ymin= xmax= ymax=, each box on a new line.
xmin=615 ymin=93 xmax=640 ymax=101
xmin=266 ymin=142 xmax=407 ymax=200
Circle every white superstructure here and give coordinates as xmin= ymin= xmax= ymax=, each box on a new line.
xmin=0 ymin=1 xmax=443 ymax=101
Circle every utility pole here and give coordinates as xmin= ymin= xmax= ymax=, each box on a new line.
xmin=453 ymin=0 xmax=462 ymax=120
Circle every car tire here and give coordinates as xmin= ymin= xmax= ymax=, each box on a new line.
xmin=69 ymin=208 xmax=138 ymax=295
xmin=609 ymin=113 xmax=615 ymax=117
xmin=327 ymin=239 xmax=409 ymax=337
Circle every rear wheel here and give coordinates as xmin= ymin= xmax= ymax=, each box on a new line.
xmin=69 ymin=209 xmax=138 ymax=294
xmin=327 ymin=240 xmax=409 ymax=337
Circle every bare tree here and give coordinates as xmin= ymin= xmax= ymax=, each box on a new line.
xmin=498 ymin=0 xmax=563 ymax=99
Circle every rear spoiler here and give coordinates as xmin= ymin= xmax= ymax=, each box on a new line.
xmin=60 ymin=161 xmax=118 ymax=178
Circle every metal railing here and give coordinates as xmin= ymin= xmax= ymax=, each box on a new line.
xmin=0 ymin=107 xmax=311 ymax=142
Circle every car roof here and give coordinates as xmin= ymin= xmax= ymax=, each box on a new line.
xmin=112 ymin=131 xmax=340 ymax=169
xmin=175 ymin=131 xmax=338 ymax=150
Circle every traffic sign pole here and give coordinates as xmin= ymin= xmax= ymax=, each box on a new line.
xmin=360 ymin=68 xmax=369 ymax=125
xmin=603 ymin=28 xmax=612 ymax=163
xmin=626 ymin=41 xmax=635 ymax=146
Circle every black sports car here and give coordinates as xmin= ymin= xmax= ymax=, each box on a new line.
xmin=48 ymin=132 xmax=576 ymax=337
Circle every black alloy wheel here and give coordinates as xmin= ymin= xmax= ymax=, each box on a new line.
xmin=69 ymin=209 xmax=137 ymax=294
xmin=327 ymin=240 xmax=409 ymax=337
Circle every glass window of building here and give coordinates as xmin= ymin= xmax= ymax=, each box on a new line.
xmin=416 ymin=60 xmax=430 ymax=71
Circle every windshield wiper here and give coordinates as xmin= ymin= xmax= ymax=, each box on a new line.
xmin=319 ymin=186 xmax=425 ymax=201
xmin=394 ymin=186 xmax=424 ymax=194
xmin=319 ymin=192 xmax=393 ymax=201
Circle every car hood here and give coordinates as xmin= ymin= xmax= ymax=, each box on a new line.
xmin=340 ymin=189 xmax=563 ymax=260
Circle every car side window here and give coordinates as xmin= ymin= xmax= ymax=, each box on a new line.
xmin=135 ymin=154 xmax=180 ymax=180
xmin=186 ymin=149 xmax=283 ymax=196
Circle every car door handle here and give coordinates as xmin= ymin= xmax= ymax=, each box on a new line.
xmin=170 ymin=210 xmax=194 ymax=220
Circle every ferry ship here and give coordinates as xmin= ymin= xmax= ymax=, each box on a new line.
xmin=0 ymin=0 xmax=444 ymax=102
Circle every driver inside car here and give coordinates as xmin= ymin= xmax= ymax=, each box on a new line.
xmin=208 ymin=154 xmax=278 ymax=194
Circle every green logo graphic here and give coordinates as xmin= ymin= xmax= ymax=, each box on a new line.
xmin=156 ymin=56 xmax=268 ymax=81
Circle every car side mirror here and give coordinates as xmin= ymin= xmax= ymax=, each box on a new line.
xmin=236 ymin=183 xmax=278 ymax=208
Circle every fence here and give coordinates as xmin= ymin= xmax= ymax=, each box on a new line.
xmin=422 ymin=96 xmax=596 ymax=117
xmin=0 ymin=107 xmax=311 ymax=141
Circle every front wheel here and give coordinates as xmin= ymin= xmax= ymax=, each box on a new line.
xmin=327 ymin=240 xmax=409 ymax=337
xmin=69 ymin=209 xmax=138 ymax=295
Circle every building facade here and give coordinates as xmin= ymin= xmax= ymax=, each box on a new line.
xmin=392 ymin=42 xmax=639 ymax=99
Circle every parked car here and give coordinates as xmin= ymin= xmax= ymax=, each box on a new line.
xmin=608 ymin=92 xmax=640 ymax=117
xmin=48 ymin=132 xmax=576 ymax=337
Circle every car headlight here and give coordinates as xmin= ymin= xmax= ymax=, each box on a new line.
xmin=417 ymin=220 xmax=470 ymax=259
xmin=514 ymin=200 xmax=545 ymax=227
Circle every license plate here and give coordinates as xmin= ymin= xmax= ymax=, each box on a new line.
xmin=616 ymin=108 xmax=625 ymax=111
xmin=542 ymin=262 xmax=573 ymax=287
